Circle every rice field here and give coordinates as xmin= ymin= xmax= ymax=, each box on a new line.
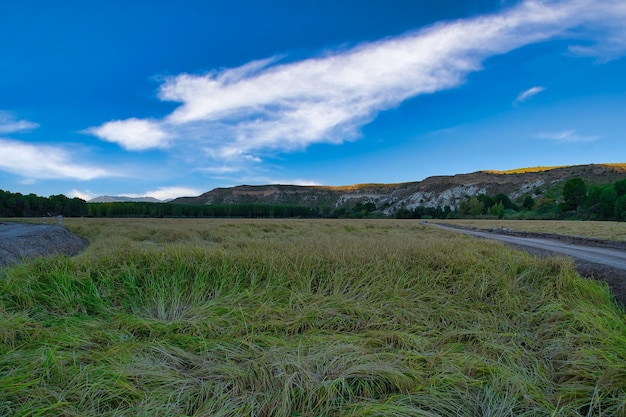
xmin=1 ymin=218 xmax=625 ymax=416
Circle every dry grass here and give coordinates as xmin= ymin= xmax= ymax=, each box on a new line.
xmin=483 ymin=163 xmax=626 ymax=175
xmin=1 ymin=218 xmax=625 ymax=416
xmin=435 ymin=219 xmax=626 ymax=242
xmin=483 ymin=165 xmax=568 ymax=174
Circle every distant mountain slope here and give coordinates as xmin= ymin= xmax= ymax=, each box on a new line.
xmin=172 ymin=164 xmax=626 ymax=214
xmin=89 ymin=196 xmax=164 ymax=203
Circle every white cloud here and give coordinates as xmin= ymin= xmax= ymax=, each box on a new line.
xmin=0 ymin=138 xmax=112 ymax=180
xmin=514 ymin=86 xmax=545 ymax=105
xmin=0 ymin=111 xmax=39 ymax=134
xmin=87 ymin=118 xmax=170 ymax=151
xmin=87 ymin=0 xmax=626 ymax=161
xmin=122 ymin=186 xmax=203 ymax=201
xmin=536 ymin=130 xmax=600 ymax=143
xmin=68 ymin=187 xmax=200 ymax=201
xmin=68 ymin=189 xmax=97 ymax=201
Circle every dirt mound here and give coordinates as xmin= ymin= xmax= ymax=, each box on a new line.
xmin=0 ymin=222 xmax=89 ymax=268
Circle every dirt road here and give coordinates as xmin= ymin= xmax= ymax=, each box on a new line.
xmin=0 ymin=222 xmax=88 ymax=268
xmin=427 ymin=222 xmax=626 ymax=305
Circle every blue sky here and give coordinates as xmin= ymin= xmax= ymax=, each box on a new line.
xmin=1 ymin=0 xmax=625 ymax=200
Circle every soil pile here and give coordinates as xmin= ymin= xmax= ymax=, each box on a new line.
xmin=0 ymin=222 xmax=88 ymax=268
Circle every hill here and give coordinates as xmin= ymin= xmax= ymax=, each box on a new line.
xmin=89 ymin=195 xmax=164 ymax=203
xmin=172 ymin=163 xmax=626 ymax=215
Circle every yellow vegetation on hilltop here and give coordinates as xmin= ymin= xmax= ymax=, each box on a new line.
xmin=483 ymin=163 xmax=626 ymax=175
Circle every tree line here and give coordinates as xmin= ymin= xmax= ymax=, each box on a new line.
xmin=86 ymin=201 xmax=320 ymax=218
xmin=0 ymin=190 xmax=87 ymax=217
xmin=3 ymin=177 xmax=625 ymax=221
xmin=559 ymin=177 xmax=626 ymax=221
xmin=386 ymin=177 xmax=626 ymax=222
xmin=452 ymin=177 xmax=626 ymax=221
xmin=0 ymin=190 xmax=319 ymax=218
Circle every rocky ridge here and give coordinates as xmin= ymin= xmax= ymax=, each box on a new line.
xmin=172 ymin=164 xmax=626 ymax=213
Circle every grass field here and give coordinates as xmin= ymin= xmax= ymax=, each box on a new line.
xmin=1 ymin=218 xmax=626 ymax=416
xmin=433 ymin=219 xmax=626 ymax=242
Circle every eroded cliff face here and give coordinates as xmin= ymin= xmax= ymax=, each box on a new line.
xmin=172 ymin=164 xmax=626 ymax=214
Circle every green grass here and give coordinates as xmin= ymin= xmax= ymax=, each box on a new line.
xmin=1 ymin=219 xmax=625 ymax=416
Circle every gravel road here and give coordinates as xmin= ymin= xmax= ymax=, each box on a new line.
xmin=0 ymin=222 xmax=89 ymax=268
xmin=426 ymin=222 xmax=626 ymax=306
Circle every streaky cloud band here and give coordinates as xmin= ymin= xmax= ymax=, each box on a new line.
xmin=87 ymin=0 xmax=626 ymax=162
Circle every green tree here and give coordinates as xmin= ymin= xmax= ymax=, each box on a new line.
xmin=460 ymin=197 xmax=484 ymax=217
xmin=522 ymin=195 xmax=535 ymax=211
xmin=583 ymin=186 xmax=602 ymax=210
xmin=615 ymin=179 xmax=626 ymax=197
xmin=489 ymin=202 xmax=505 ymax=219
xmin=172 ymin=205 xmax=183 ymax=217
xmin=615 ymin=195 xmax=626 ymax=221
xmin=476 ymin=195 xmax=494 ymax=212
xmin=600 ymin=186 xmax=618 ymax=220
xmin=535 ymin=197 xmax=559 ymax=217
xmin=562 ymin=178 xmax=587 ymax=211
xmin=493 ymin=193 xmax=515 ymax=209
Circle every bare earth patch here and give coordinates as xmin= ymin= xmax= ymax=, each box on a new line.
xmin=0 ymin=222 xmax=89 ymax=268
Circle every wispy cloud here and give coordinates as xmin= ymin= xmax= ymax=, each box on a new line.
xmin=536 ymin=130 xmax=600 ymax=143
xmin=0 ymin=139 xmax=113 ymax=180
xmin=271 ymin=178 xmax=321 ymax=186
xmin=0 ymin=111 xmax=39 ymax=134
xmin=201 ymin=166 xmax=242 ymax=175
xmin=219 ymin=176 xmax=321 ymax=187
xmin=87 ymin=0 xmax=626 ymax=165
xmin=514 ymin=86 xmax=545 ymax=105
xmin=566 ymin=0 xmax=626 ymax=62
